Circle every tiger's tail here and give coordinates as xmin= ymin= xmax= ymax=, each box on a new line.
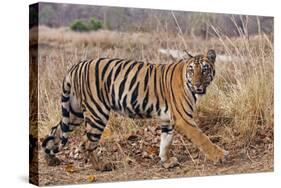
xmin=42 ymin=75 xmax=72 ymax=156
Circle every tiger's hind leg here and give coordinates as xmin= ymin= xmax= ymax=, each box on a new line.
xmin=82 ymin=110 xmax=113 ymax=171
xmin=42 ymin=79 xmax=83 ymax=166
xmin=42 ymin=120 xmax=81 ymax=166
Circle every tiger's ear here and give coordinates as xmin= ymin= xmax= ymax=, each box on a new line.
xmin=206 ymin=49 xmax=216 ymax=63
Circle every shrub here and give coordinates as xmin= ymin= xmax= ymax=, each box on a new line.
xmin=70 ymin=20 xmax=90 ymax=32
xmin=70 ymin=17 xmax=102 ymax=32
xmin=89 ymin=17 xmax=102 ymax=31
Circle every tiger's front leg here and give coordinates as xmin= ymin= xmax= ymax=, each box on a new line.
xmin=175 ymin=118 xmax=228 ymax=162
xmin=159 ymin=120 xmax=174 ymax=162
xmin=158 ymin=120 xmax=180 ymax=168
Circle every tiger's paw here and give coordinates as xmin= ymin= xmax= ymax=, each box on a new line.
xmin=161 ymin=157 xmax=180 ymax=169
xmin=45 ymin=155 xmax=61 ymax=166
xmin=207 ymin=146 xmax=229 ymax=164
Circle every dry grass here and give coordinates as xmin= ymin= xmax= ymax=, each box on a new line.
xmin=30 ymin=24 xmax=273 ymax=160
xmin=29 ymin=24 xmax=273 ymax=185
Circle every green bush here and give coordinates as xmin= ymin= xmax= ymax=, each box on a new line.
xmin=70 ymin=20 xmax=89 ymax=32
xmin=70 ymin=17 xmax=102 ymax=32
xmin=89 ymin=17 xmax=102 ymax=31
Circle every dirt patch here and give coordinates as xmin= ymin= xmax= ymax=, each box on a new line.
xmin=30 ymin=124 xmax=273 ymax=186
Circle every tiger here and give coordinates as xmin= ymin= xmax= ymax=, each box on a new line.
xmin=42 ymin=49 xmax=228 ymax=168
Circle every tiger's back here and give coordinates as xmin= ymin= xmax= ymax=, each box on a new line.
xmin=68 ymin=58 xmax=179 ymax=120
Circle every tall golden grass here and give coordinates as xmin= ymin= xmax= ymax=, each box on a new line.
xmin=31 ymin=25 xmax=273 ymax=153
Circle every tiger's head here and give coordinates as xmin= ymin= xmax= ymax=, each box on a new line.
xmin=185 ymin=49 xmax=216 ymax=95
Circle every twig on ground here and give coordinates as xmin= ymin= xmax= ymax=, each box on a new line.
xmin=179 ymin=136 xmax=196 ymax=166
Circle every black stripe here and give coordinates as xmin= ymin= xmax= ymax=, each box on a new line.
xmin=85 ymin=117 xmax=105 ymax=132
xmin=50 ymin=125 xmax=58 ymax=135
xmin=124 ymin=61 xmax=137 ymax=78
xmin=159 ymin=67 xmax=165 ymax=100
xmin=181 ymin=87 xmax=194 ymax=111
xmin=81 ymin=60 xmax=92 ymax=101
xmin=129 ymin=63 xmax=143 ymax=90
xmin=123 ymin=59 xmax=132 ymax=67
xmin=95 ymin=58 xmax=107 ymax=102
xmin=106 ymin=68 xmax=114 ymax=92
xmin=77 ymin=60 xmax=87 ymax=87
xmin=157 ymin=109 xmax=161 ymax=116
xmin=149 ymin=64 xmax=153 ymax=76
xmin=61 ymin=95 xmax=69 ymax=102
xmin=118 ymin=61 xmax=136 ymax=102
xmin=186 ymin=83 xmax=197 ymax=103
xmin=111 ymin=86 xmax=117 ymax=110
xmin=42 ymin=136 xmax=55 ymax=147
xmin=119 ymin=79 xmax=126 ymax=100
xmin=180 ymin=100 xmax=193 ymax=119
xmin=161 ymin=127 xmax=173 ymax=133
xmin=87 ymin=132 xmax=101 ymax=142
xmin=142 ymin=89 xmax=149 ymax=110
xmin=131 ymin=82 xmax=139 ymax=106
xmin=60 ymin=122 xmax=70 ymax=132
xmin=95 ymin=60 xmax=111 ymax=111
xmin=144 ymin=68 xmax=149 ymax=91
xmin=62 ymin=106 xmax=69 ymax=117
xmin=113 ymin=61 xmax=124 ymax=81
xmin=84 ymin=104 xmax=108 ymax=129
xmin=117 ymin=61 xmax=135 ymax=101
xmin=69 ymin=105 xmax=84 ymax=118
xmin=101 ymin=58 xmax=120 ymax=80
xmin=84 ymin=102 xmax=104 ymax=122
xmin=100 ymin=89 xmax=110 ymax=111
xmin=74 ymin=62 xmax=84 ymax=94
xmin=122 ymin=95 xmax=127 ymax=109
xmin=67 ymin=63 xmax=78 ymax=74
xmin=62 ymin=78 xmax=70 ymax=95
xmin=164 ymin=63 xmax=175 ymax=85
xmin=153 ymin=68 xmax=160 ymax=113
xmin=146 ymin=104 xmax=154 ymax=117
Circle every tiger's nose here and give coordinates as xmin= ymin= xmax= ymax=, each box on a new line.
xmin=194 ymin=81 xmax=201 ymax=88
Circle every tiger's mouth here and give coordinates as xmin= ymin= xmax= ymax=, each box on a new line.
xmin=192 ymin=86 xmax=206 ymax=94
xmin=194 ymin=88 xmax=206 ymax=94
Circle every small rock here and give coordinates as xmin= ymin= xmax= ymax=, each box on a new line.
xmin=142 ymin=151 xmax=149 ymax=158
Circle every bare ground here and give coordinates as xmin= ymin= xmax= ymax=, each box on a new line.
xmin=30 ymin=122 xmax=273 ymax=186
